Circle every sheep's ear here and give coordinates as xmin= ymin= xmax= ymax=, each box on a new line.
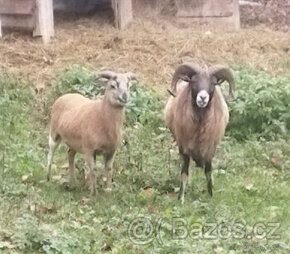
xmin=126 ymin=72 xmax=138 ymax=87
xmin=126 ymin=72 xmax=138 ymax=81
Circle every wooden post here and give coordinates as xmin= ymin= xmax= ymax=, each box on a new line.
xmin=112 ymin=0 xmax=133 ymax=29
xmin=33 ymin=0 xmax=54 ymax=43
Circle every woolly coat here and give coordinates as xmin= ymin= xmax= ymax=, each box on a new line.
xmin=165 ymin=81 xmax=229 ymax=163
xmin=50 ymin=93 xmax=125 ymax=156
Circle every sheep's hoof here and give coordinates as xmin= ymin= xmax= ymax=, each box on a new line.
xmin=180 ymin=196 xmax=185 ymax=205
xmin=207 ymin=182 xmax=213 ymax=197
xmin=90 ymin=189 xmax=97 ymax=196
xmin=88 ymin=182 xmax=97 ymax=196
xmin=46 ymin=174 xmax=51 ymax=182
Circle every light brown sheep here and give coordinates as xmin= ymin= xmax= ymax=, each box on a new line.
xmin=46 ymin=71 xmax=136 ymax=195
xmin=165 ymin=63 xmax=235 ymax=203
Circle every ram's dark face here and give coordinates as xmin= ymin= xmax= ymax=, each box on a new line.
xmin=188 ymin=72 xmax=217 ymax=109
xmin=171 ymin=63 xmax=235 ymax=110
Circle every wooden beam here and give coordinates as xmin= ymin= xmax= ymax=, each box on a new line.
xmin=112 ymin=0 xmax=133 ymax=29
xmin=239 ymin=1 xmax=262 ymax=7
xmin=176 ymin=0 xmax=240 ymax=31
xmin=176 ymin=0 xmax=234 ymax=17
xmin=0 ymin=14 xmax=35 ymax=30
xmin=0 ymin=0 xmax=36 ymax=15
xmin=33 ymin=0 xmax=54 ymax=43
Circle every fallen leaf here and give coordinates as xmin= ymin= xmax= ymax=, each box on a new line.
xmin=147 ymin=204 xmax=156 ymax=214
xmin=214 ymin=246 xmax=224 ymax=253
xmin=101 ymin=240 xmax=112 ymax=251
xmin=21 ymin=175 xmax=29 ymax=183
xmin=76 ymin=219 xmax=84 ymax=225
xmin=79 ymin=197 xmax=90 ymax=205
xmin=144 ymin=187 xmax=153 ymax=196
xmin=38 ymin=204 xmax=57 ymax=214
xmin=52 ymin=175 xmax=62 ymax=181
xmin=270 ymin=206 xmax=279 ymax=218
xmin=245 ymin=178 xmax=254 ymax=191
xmin=93 ymin=217 xmax=100 ymax=224
xmin=0 ymin=241 xmax=15 ymax=249
xmin=271 ymin=156 xmax=281 ymax=169
xmin=0 ymin=231 xmax=12 ymax=240
xmin=102 ymin=226 xmax=111 ymax=235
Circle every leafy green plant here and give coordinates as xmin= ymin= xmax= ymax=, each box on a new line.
xmin=0 ymin=67 xmax=289 ymax=253
xmin=228 ymin=68 xmax=290 ymax=141
xmin=51 ymin=65 xmax=104 ymax=97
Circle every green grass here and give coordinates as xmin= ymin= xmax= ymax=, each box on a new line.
xmin=0 ymin=67 xmax=289 ymax=253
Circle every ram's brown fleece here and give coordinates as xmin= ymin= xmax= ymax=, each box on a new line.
xmin=165 ymin=81 xmax=229 ymax=163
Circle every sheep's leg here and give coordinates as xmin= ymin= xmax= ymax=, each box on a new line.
xmin=205 ymin=161 xmax=213 ymax=196
xmin=103 ymin=153 xmax=115 ymax=192
xmin=46 ymin=135 xmax=61 ymax=181
xmin=84 ymin=153 xmax=97 ymax=196
xmin=68 ymin=149 xmax=77 ymax=186
xmin=178 ymin=153 xmax=190 ymax=204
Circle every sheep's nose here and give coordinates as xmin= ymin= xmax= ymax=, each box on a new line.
xmin=122 ymin=93 xmax=128 ymax=102
xmin=200 ymin=95 xmax=206 ymax=100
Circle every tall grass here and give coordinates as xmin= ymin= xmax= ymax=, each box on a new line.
xmin=0 ymin=67 xmax=289 ymax=253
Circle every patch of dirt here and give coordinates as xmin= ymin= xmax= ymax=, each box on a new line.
xmin=240 ymin=0 xmax=290 ymax=31
xmin=0 ymin=10 xmax=289 ymax=92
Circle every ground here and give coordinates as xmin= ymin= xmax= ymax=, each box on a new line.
xmin=0 ymin=7 xmax=289 ymax=254
xmin=0 ymin=10 xmax=289 ymax=91
xmin=240 ymin=0 xmax=290 ymax=32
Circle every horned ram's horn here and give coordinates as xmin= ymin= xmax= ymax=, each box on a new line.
xmin=209 ymin=65 xmax=235 ymax=100
xmin=97 ymin=70 xmax=117 ymax=80
xmin=170 ymin=63 xmax=202 ymax=95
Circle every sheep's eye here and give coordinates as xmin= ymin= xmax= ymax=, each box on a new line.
xmin=110 ymin=82 xmax=118 ymax=89
xmin=211 ymin=77 xmax=218 ymax=85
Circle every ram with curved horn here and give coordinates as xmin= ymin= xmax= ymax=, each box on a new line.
xmin=165 ymin=62 xmax=235 ymax=203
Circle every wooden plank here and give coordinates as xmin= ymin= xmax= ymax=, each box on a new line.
xmin=112 ymin=0 xmax=133 ymax=29
xmin=0 ymin=0 xmax=36 ymax=15
xmin=177 ymin=0 xmax=240 ymax=31
xmin=176 ymin=0 xmax=234 ymax=17
xmin=0 ymin=14 xmax=35 ymax=30
xmin=33 ymin=0 xmax=54 ymax=43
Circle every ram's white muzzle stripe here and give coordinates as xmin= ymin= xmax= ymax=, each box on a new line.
xmin=196 ymin=90 xmax=209 ymax=108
